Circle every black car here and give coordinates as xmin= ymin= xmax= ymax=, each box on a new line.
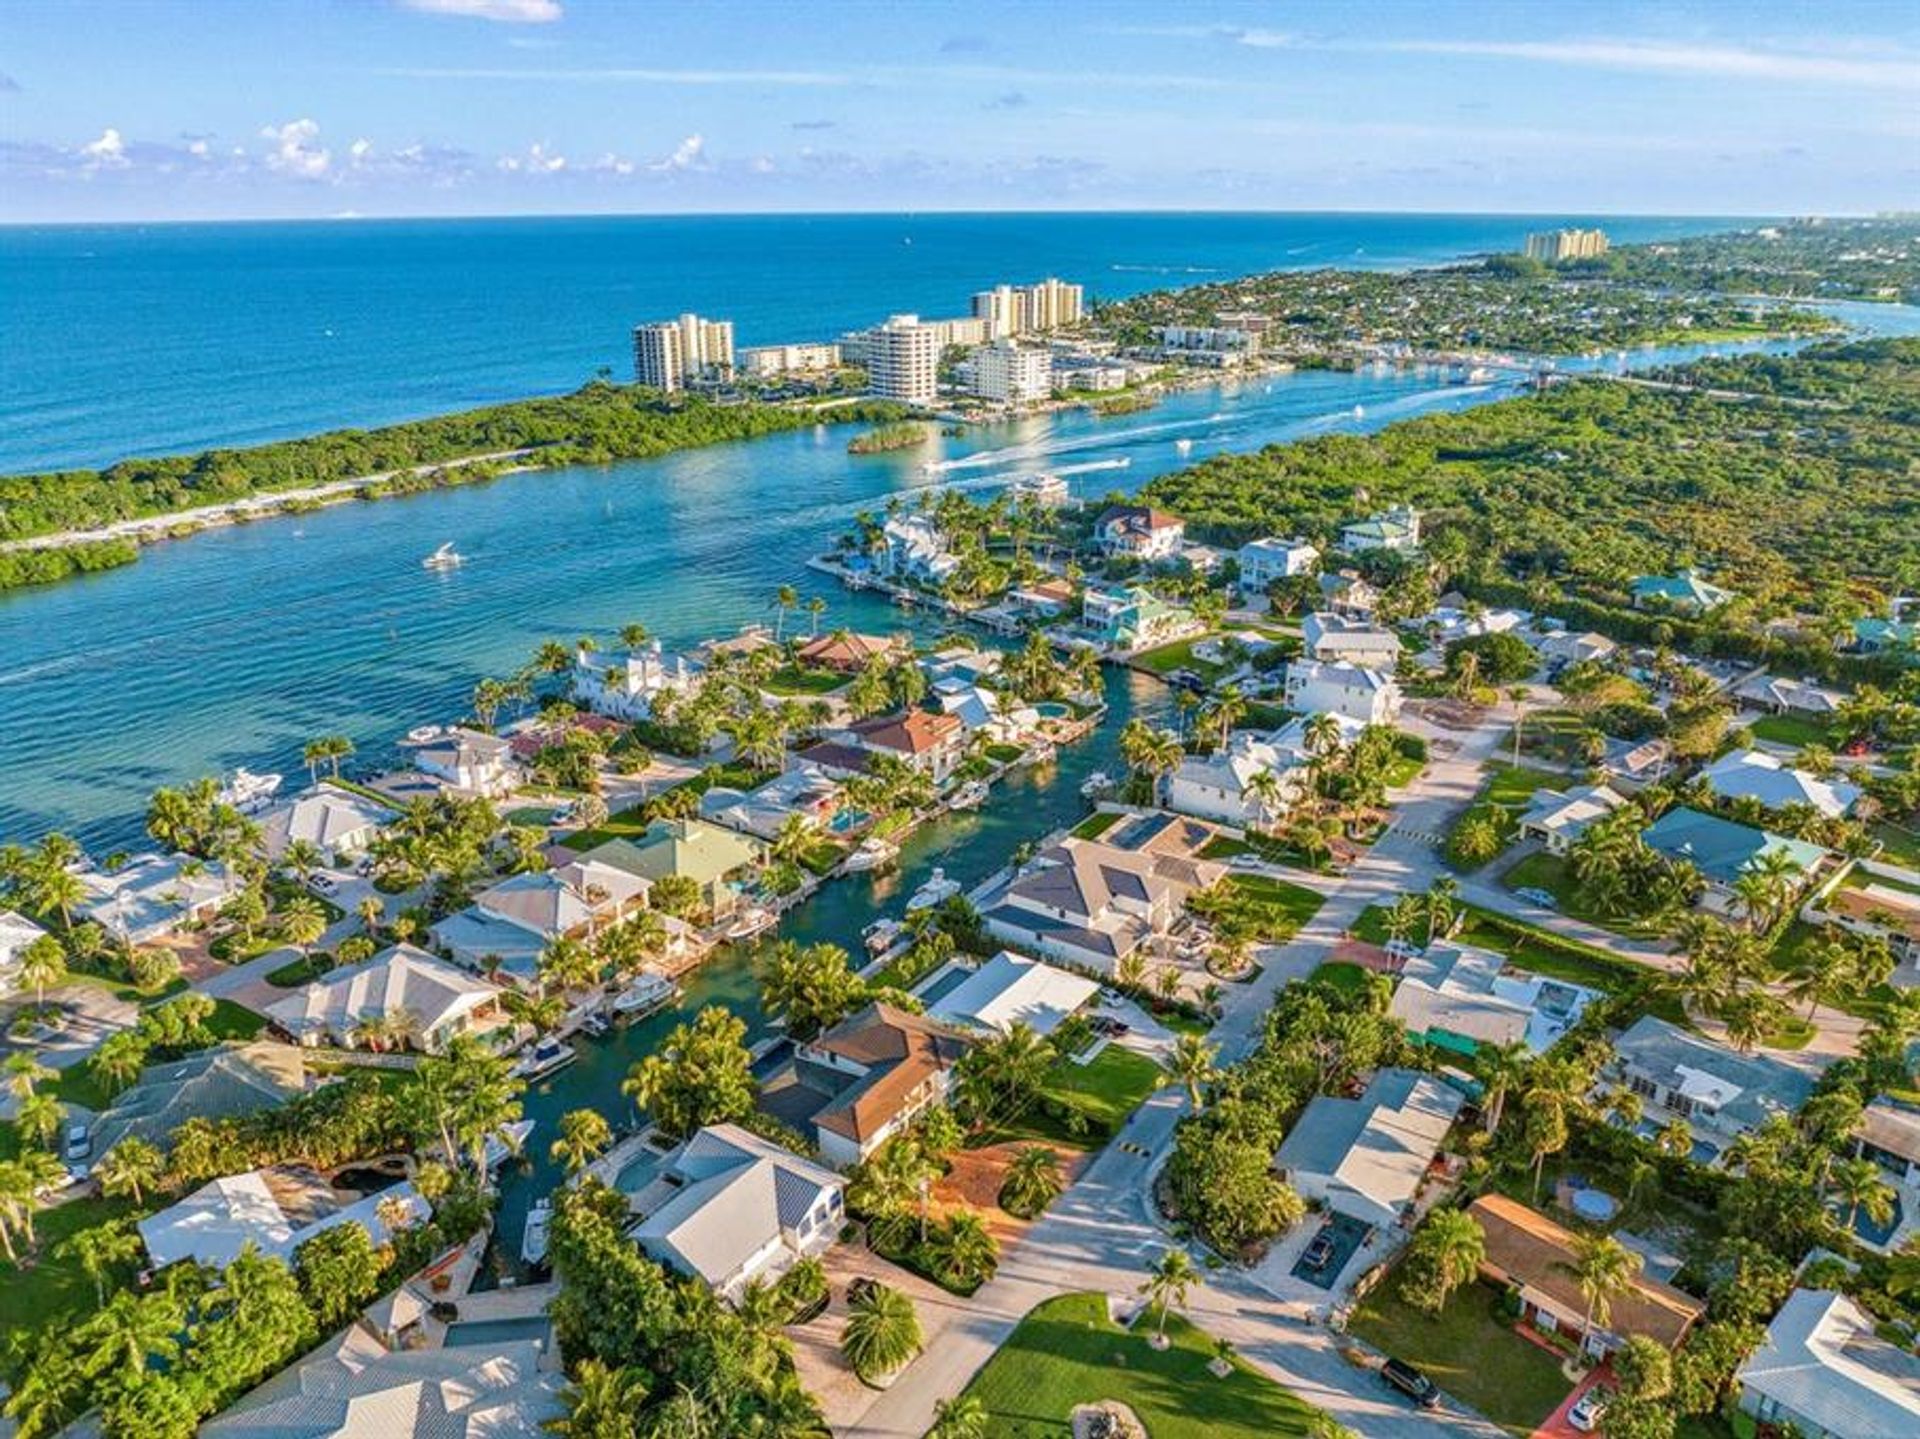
xmin=1380 ymin=1357 xmax=1440 ymax=1409
xmin=1302 ymin=1231 xmax=1336 ymax=1270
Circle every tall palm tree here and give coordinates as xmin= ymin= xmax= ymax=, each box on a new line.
xmin=999 ymin=1145 xmax=1064 ymax=1218
xmin=1477 ymin=1040 xmax=1531 ymax=1136
xmin=1831 ymin=1157 xmax=1896 ymax=1233
xmin=841 ymin=1281 xmax=921 ymax=1380
xmin=1408 ymin=1207 xmax=1486 ymax=1312
xmin=1165 ymin=1032 xmax=1218 ymax=1107
xmin=79 ymin=1290 xmax=183 ymax=1383
xmin=57 ymin=1218 xmax=144 ymax=1305
xmin=773 ymin=585 xmax=799 ymax=641
xmin=1140 ymin=1246 xmax=1198 ymax=1342
xmin=550 ymin=1108 xmax=613 ymax=1175
xmin=4 ymin=1052 xmax=55 ymax=1103
xmin=1568 ymin=1234 xmax=1643 ymax=1341
xmin=94 ymin=1136 xmax=164 ymax=1206
xmin=17 ymin=935 xmax=67 ymax=1012
xmin=549 ymin=1357 xmax=650 ymax=1436
xmin=927 ymin=1211 xmax=999 ymax=1289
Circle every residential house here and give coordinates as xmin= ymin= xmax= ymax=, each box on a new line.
xmin=81 ymin=852 xmax=239 ymax=945
xmin=1339 ymin=504 xmax=1421 ymax=554
xmin=1274 ymin=1068 xmax=1462 ymax=1230
xmin=1166 ymin=713 xmax=1365 ymax=827
xmin=1008 ymin=576 xmax=1076 ymax=619
xmin=0 ymin=909 xmax=49 ymax=993
xmin=571 ymin=640 xmax=705 ymax=722
xmin=1469 ymin=1194 xmax=1706 ymax=1358
xmin=429 ymin=858 xmax=652 ymax=981
xmin=1081 ymin=585 xmax=1193 ymax=651
xmin=202 ymin=1334 xmax=563 ymax=1439
xmin=1736 ymin=1288 xmax=1920 ymax=1439
xmin=926 ymin=951 xmax=1099 ymax=1040
xmin=844 ymin=708 xmax=968 ymax=784
xmin=931 ymin=677 xmax=1034 ymax=744
xmin=1413 ymin=606 xmax=1529 ymax=651
xmin=256 ymin=783 xmax=397 ymax=865
xmin=1534 ymin=629 xmax=1619 ymax=672
xmin=1518 ymin=783 xmax=1629 ymax=855
xmin=1804 ymin=860 xmax=1920 ymax=969
xmin=920 ymin=646 xmax=1002 ymax=687
xmin=1319 ymin=570 xmax=1379 ymax=618
xmin=700 ymin=763 xmax=842 ymax=841
xmin=1600 ymin=736 xmax=1674 ymax=792
xmin=89 ymin=1043 xmax=306 ymax=1169
xmin=1094 ymin=505 xmax=1185 ymax=562
xmin=795 ymin=630 xmax=910 ymax=675
xmin=1389 ymin=941 xmax=1597 ymax=1055
xmin=583 ymin=819 xmax=764 ymax=920
xmin=1301 ymin=612 xmax=1403 ymax=669
xmin=1283 ymin=658 xmax=1402 ymax=724
xmin=1640 ymin=807 xmax=1834 ymax=917
xmin=406 ymin=726 xmax=518 ymax=797
xmin=1699 ymin=748 xmax=1861 ymax=820
xmin=1606 ymin=1014 xmax=1817 ymax=1162
xmin=1734 ymin=673 xmax=1845 ymax=718
xmin=1853 ymin=617 xmax=1920 ymax=663
xmin=629 ymin=1123 xmax=845 ymax=1301
xmin=796 ymin=1004 xmax=973 ymax=1168
xmin=267 ymin=944 xmax=508 ymax=1053
xmin=1855 ymin=1099 xmax=1920 ymax=1190
xmin=1237 ymin=537 xmax=1320 ymax=591
xmin=1631 ymin=568 xmax=1733 ymax=615
xmin=139 ymin=1166 xmax=427 ymax=1270
xmin=1191 ymin=629 xmax=1283 ymax=669
xmin=879 ymin=514 xmax=959 ymax=586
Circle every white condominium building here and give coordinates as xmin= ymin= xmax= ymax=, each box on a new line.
xmin=1523 ymin=228 xmax=1610 ymax=262
xmin=973 ymin=342 xmax=1053 ymax=404
xmin=737 ymin=342 xmax=843 ymax=379
xmin=866 ymin=314 xmax=942 ymax=406
xmin=970 ymin=277 xmax=1085 ymax=338
xmin=632 ymin=312 xmax=736 ymax=392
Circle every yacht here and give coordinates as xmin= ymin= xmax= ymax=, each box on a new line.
xmin=947 ymin=779 xmax=989 ymax=812
xmin=218 ymin=768 xmax=283 ymax=813
xmin=578 ymin=1012 xmax=610 ymax=1039
xmin=422 ymin=541 xmax=465 ymax=571
xmin=482 ymin=1120 xmax=535 ymax=1176
xmin=905 ymin=866 xmax=961 ymax=912
xmin=1175 ymin=437 xmax=1193 ymax=455
xmin=1080 ymin=770 xmax=1115 ymax=798
xmin=726 ymin=905 xmax=777 ymax=942
xmin=844 ymin=835 xmax=899 ymax=872
xmin=520 ymin=1197 xmax=552 ymax=1267
xmin=512 ymin=1036 xmax=576 ymax=1082
xmin=611 ymin=971 xmax=680 ymax=1019
xmin=862 ymin=917 xmax=906 ymax=955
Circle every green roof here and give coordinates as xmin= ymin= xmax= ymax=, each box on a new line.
xmin=585 ymin=821 xmax=762 ymax=886
xmin=1630 ymin=568 xmax=1732 ymax=610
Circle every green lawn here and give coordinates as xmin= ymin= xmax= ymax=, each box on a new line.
xmin=1347 ymin=1279 xmax=1571 ymax=1436
xmin=1499 ymin=852 xmax=1671 ymax=940
xmin=958 ymin=1291 xmax=1329 ymax=1438
xmin=1747 ymin=713 xmax=1832 ymax=748
xmin=1071 ymin=810 xmax=1122 ymax=840
xmin=267 ymin=953 xmax=336 ymax=988
xmin=1483 ymin=764 xmax=1563 ymax=808
xmin=1219 ymin=873 xmax=1324 ymax=939
xmin=1872 ymin=820 xmax=1920 ymax=870
xmin=1312 ymin=961 xmax=1371 ymax=995
xmin=764 ymin=664 xmax=847 ymax=696
xmin=978 ymin=1046 xmax=1164 ymax=1150
xmin=1131 ymin=636 xmax=1224 ymax=679
xmin=0 ymin=1191 xmax=147 ymax=1345
xmin=207 ymin=998 xmax=267 ymax=1041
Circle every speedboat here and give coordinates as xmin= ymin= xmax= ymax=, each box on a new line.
xmin=612 ymin=971 xmax=680 ymax=1019
xmin=905 ymin=866 xmax=960 ymax=912
xmin=727 ymin=906 xmax=777 ymax=942
xmin=218 ymin=768 xmax=283 ymax=813
xmin=863 ymin=918 xmax=905 ymax=955
xmin=1080 ymin=771 xmax=1115 ymax=798
xmin=947 ymin=779 xmax=989 ymax=812
xmin=578 ymin=1013 xmax=610 ymax=1039
xmin=520 ymin=1197 xmax=552 ymax=1267
xmin=422 ymin=541 xmax=465 ymax=571
xmin=482 ymin=1119 xmax=535 ymax=1175
xmin=512 ymin=1036 xmax=576 ymax=1082
xmin=844 ymin=836 xmax=899 ymax=872
xmin=1175 ymin=437 xmax=1193 ymax=455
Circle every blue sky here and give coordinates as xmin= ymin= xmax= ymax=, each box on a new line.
xmin=3 ymin=0 xmax=1916 ymax=221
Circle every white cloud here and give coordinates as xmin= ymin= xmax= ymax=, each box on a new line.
xmin=80 ymin=127 xmax=129 ymax=169
xmin=589 ymin=151 xmax=634 ymax=176
xmin=650 ymin=133 xmax=706 ymax=172
xmin=349 ymin=138 xmax=374 ymax=166
xmin=399 ymin=0 xmax=562 ymax=23
xmin=497 ymin=141 xmax=566 ymax=173
xmin=261 ymin=118 xmax=331 ymax=178
xmin=1375 ymin=38 xmax=1920 ymax=90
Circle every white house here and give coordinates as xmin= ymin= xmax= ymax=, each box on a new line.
xmin=406 ymin=726 xmax=518 ymax=797
xmin=1534 ymin=629 xmax=1619 ymax=671
xmin=1736 ymin=1289 xmax=1920 ymax=1439
xmin=927 ymin=951 xmax=1099 ymax=1039
xmin=429 ymin=859 xmax=651 ymax=983
xmin=1167 ymin=713 xmax=1365 ymax=828
xmin=1340 ymin=504 xmax=1421 ymax=554
xmin=1238 ymin=536 xmax=1319 ymax=591
xmin=1301 ymin=612 xmax=1403 ymax=669
xmin=1390 ymin=941 xmax=1597 ymax=1055
xmin=1733 ymin=673 xmax=1845 ymax=718
xmin=81 ymin=853 xmax=239 ymax=945
xmin=1274 ymin=1068 xmax=1461 ymax=1229
xmin=0 ymin=909 xmax=50 ymax=993
xmin=1700 ymin=749 xmax=1861 ymax=820
xmin=257 ymin=783 xmax=398 ymax=864
xmin=139 ymin=1167 xmax=427 ymax=1270
xmin=1283 ymin=658 xmax=1402 ymax=725
xmin=266 ymin=944 xmax=508 ymax=1054
xmin=880 ymin=515 xmax=959 ymax=585
xmin=1518 ymin=783 xmax=1629 ymax=855
xmin=1606 ymin=1015 xmax=1817 ymax=1163
xmin=1094 ymin=505 xmax=1185 ymax=562
xmin=572 ymin=641 xmax=705 ymax=722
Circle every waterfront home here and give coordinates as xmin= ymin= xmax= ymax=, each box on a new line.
xmin=1804 ymin=860 xmax=1920 ymax=969
xmin=588 ymin=818 xmax=765 ymax=920
xmin=842 ymin=708 xmax=967 ymax=784
xmin=1533 ymin=628 xmax=1619 ymax=672
xmin=1094 ymin=504 xmax=1185 ymax=562
xmin=1192 ymin=628 xmax=1282 ymax=668
xmin=1319 ymin=570 xmax=1380 ymax=618
xmin=699 ymin=763 xmax=842 ymax=841
xmin=1166 ymin=713 xmax=1366 ymax=828
xmin=1855 ymin=1098 xmax=1920 ymax=1189
xmin=1339 ymin=504 xmax=1421 ymax=554
xmin=1301 ymin=612 xmax=1403 ymax=669
xmin=791 ymin=739 xmax=877 ymax=780
xmin=1631 ymin=568 xmax=1733 ymax=615
xmin=571 ymin=639 xmax=704 ymax=722
xmin=266 ymin=944 xmax=509 ymax=1054
xmin=1605 ymin=1014 xmax=1817 ymax=1163
xmin=202 ymin=1334 xmax=563 ymax=1439
xmin=879 ymin=514 xmax=959 ymax=586
xmin=1080 ymin=584 xmax=1193 ymax=650
xmin=139 ymin=1166 xmax=427 ymax=1270
xmin=406 ymin=725 xmax=518 ymax=797
xmin=795 ymin=630 xmax=910 ymax=674
xmin=1518 ymin=783 xmax=1629 ymax=855
xmin=1008 ymin=576 xmax=1076 ymax=618
xmin=81 ymin=852 xmax=239 ymax=945
xmin=931 ymin=677 xmax=1033 ymax=743
xmin=796 ymin=1004 xmax=973 ymax=1168
xmin=257 ymin=783 xmax=398 ymax=865
xmin=1274 ymin=1068 xmax=1462 ymax=1231
xmin=0 ymin=909 xmax=49 ymax=993
xmin=1640 ymin=806 xmax=1834 ymax=916
xmin=1699 ymin=748 xmax=1861 ymax=820
xmin=630 ymin=1123 xmax=845 ymax=1300
xmin=921 ymin=645 xmax=1003 ymax=687
xmin=1468 ymin=1194 xmax=1705 ymax=1358
xmin=980 ymin=830 xmax=1226 ymax=974
xmin=1853 ymin=617 xmax=1920 ymax=663
xmin=1733 ymin=672 xmax=1845 ymax=719
xmin=1388 ymin=940 xmax=1596 ymax=1055
xmin=926 ymin=950 xmax=1099 ymax=1040
xmin=1237 ymin=536 xmax=1320 ymax=592
xmin=430 ymin=858 xmax=652 ymax=981
xmin=1282 ymin=658 xmax=1402 ymax=725
xmin=89 ymin=1043 xmax=306 ymax=1171
xmin=1735 ymin=1288 xmax=1920 ymax=1439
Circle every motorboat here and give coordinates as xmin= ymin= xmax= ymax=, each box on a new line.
xmin=1175 ymin=437 xmax=1193 ymax=455
xmin=482 ymin=1119 xmax=535 ymax=1175
xmin=947 ymin=779 xmax=989 ymax=812
xmin=863 ymin=917 xmax=905 ymax=955
xmin=844 ymin=836 xmax=899 ymax=872
xmin=520 ymin=1197 xmax=552 ymax=1267
xmin=1080 ymin=771 xmax=1115 ymax=798
xmin=611 ymin=971 xmax=680 ymax=1019
xmin=905 ymin=866 xmax=960 ymax=913
xmin=578 ymin=1013 xmax=610 ymax=1039
xmin=512 ymin=1036 xmax=577 ymax=1082
xmin=422 ymin=541 xmax=465 ymax=571
xmin=218 ymin=768 xmax=283 ymax=813
xmin=727 ymin=905 xmax=778 ymax=942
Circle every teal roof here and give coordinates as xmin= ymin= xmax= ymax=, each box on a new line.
xmin=1640 ymin=807 xmax=1827 ymax=886
xmin=1630 ymin=569 xmax=1732 ymax=610
xmin=1855 ymin=618 xmax=1919 ymax=652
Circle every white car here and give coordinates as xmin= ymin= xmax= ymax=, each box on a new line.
xmin=1568 ymin=1386 xmax=1612 ymax=1433
xmin=64 ymin=1123 xmax=92 ymax=1162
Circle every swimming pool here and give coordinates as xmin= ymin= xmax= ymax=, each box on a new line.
xmin=444 ymin=1315 xmax=551 ymax=1349
xmin=913 ymin=963 xmax=972 ymax=1007
xmin=1034 ymin=702 xmax=1074 ymax=719
xmin=828 ymin=807 xmax=871 ymax=834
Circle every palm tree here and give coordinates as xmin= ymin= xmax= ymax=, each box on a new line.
xmin=1202 ymin=683 xmax=1247 ymax=751
xmin=549 ymin=1357 xmax=650 ymax=1436
xmin=80 ymin=1290 xmax=182 ymax=1383
xmin=15 ymin=1092 xmax=62 ymax=1150
xmin=1165 ymin=1032 xmax=1218 ymax=1106
xmin=1831 ymin=1157 xmax=1896 ymax=1233
xmin=999 ymin=1145 xmax=1065 ymax=1218
xmin=1244 ymin=768 xmax=1285 ymax=833
xmin=1477 ymin=1040 xmax=1530 ymax=1136
xmin=550 ymin=1108 xmax=613 ymax=1175
xmin=841 ymin=1281 xmax=922 ymax=1381
xmin=1407 ymin=1207 xmax=1486 ymax=1312
xmin=929 ymin=1395 xmax=989 ymax=1439
xmin=57 ymin=1218 xmax=144 ymax=1304
xmin=772 ymin=584 xmax=799 ymax=641
xmin=1422 ymin=876 xmax=1459 ymax=945
xmin=1568 ymin=1233 xmax=1643 ymax=1340
xmin=1140 ymin=1246 xmax=1198 ymax=1343
xmin=16 ymin=936 xmax=67 ymax=1014
xmin=927 ymin=1211 xmax=999 ymax=1289
xmin=5 ymin=1052 xmax=55 ymax=1103
xmin=278 ymin=895 xmax=328 ymax=957
xmin=88 ymin=1030 xmax=150 ymax=1098
xmin=280 ymin=838 xmax=324 ymax=884
xmin=94 ymin=1136 xmax=165 ymax=1206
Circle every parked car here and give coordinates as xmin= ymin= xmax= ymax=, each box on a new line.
xmin=1568 ymin=1386 xmax=1612 ymax=1433
xmin=1379 ymin=1357 xmax=1440 ymax=1410
xmin=1514 ymin=886 xmax=1559 ymax=909
xmin=1302 ymin=1231 xmax=1336 ymax=1270
xmin=64 ymin=1123 xmax=92 ymax=1162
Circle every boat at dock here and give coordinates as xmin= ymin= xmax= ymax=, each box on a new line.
xmin=422 ymin=541 xmax=465 ymax=571
xmin=947 ymin=779 xmax=989 ymax=812
xmin=905 ymin=866 xmax=960 ymax=912
xmin=520 ymin=1197 xmax=552 ymax=1267
xmin=862 ymin=918 xmax=906 ymax=955
xmin=482 ymin=1119 xmax=535 ymax=1176
xmin=512 ymin=1035 xmax=576 ymax=1082
xmin=578 ymin=1012 xmax=610 ymax=1039
xmin=844 ymin=836 xmax=899 ymax=872
xmin=217 ymin=768 xmax=283 ymax=813
xmin=611 ymin=971 xmax=680 ymax=1019
xmin=726 ymin=905 xmax=778 ymax=942
xmin=1080 ymin=770 xmax=1115 ymax=797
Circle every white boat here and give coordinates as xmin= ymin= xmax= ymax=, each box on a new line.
xmin=422 ymin=541 xmax=465 ymax=571
xmin=520 ymin=1197 xmax=552 ymax=1267
xmin=1080 ymin=770 xmax=1115 ymax=797
xmin=482 ymin=1119 xmax=535 ymax=1175
xmin=863 ymin=918 xmax=905 ymax=955
xmin=612 ymin=971 xmax=680 ymax=1019
xmin=579 ymin=1013 xmax=610 ymax=1039
xmin=727 ymin=906 xmax=777 ymax=942
xmin=844 ymin=836 xmax=899 ymax=872
xmin=218 ymin=768 xmax=283 ymax=813
xmin=512 ymin=1036 xmax=576 ymax=1082
xmin=905 ymin=866 xmax=961 ymax=913
xmin=1175 ymin=437 xmax=1193 ymax=455
xmin=947 ymin=779 xmax=989 ymax=812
